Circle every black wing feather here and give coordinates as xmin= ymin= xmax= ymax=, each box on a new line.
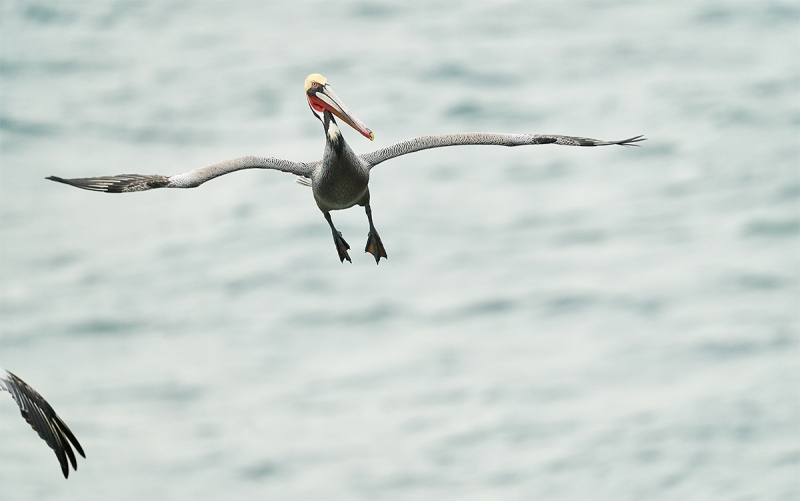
xmin=3 ymin=370 xmax=85 ymax=478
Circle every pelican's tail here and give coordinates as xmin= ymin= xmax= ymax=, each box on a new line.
xmin=295 ymin=176 xmax=312 ymax=187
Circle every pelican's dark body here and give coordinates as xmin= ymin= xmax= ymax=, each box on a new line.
xmin=312 ymin=115 xmax=371 ymax=212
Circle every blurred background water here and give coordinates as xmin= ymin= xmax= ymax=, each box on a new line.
xmin=0 ymin=1 xmax=798 ymax=500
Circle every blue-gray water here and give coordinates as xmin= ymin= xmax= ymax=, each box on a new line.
xmin=0 ymin=1 xmax=798 ymax=500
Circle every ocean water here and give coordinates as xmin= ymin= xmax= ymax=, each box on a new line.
xmin=0 ymin=1 xmax=798 ymax=500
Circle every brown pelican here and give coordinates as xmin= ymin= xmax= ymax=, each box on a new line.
xmin=47 ymin=73 xmax=645 ymax=264
xmin=1 ymin=367 xmax=85 ymax=478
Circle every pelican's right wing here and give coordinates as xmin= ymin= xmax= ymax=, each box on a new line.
xmin=46 ymin=156 xmax=316 ymax=193
xmin=1 ymin=368 xmax=85 ymax=479
xmin=360 ymin=133 xmax=646 ymax=170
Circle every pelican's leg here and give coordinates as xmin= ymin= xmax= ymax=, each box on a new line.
xmin=364 ymin=204 xmax=387 ymax=264
xmin=324 ymin=211 xmax=351 ymax=263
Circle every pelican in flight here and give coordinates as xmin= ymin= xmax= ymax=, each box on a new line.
xmin=47 ymin=73 xmax=645 ymax=263
xmin=1 ymin=367 xmax=85 ymax=478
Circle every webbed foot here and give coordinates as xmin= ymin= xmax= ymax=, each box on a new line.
xmin=324 ymin=211 xmax=351 ymax=263
xmin=365 ymin=231 xmax=387 ymax=264
xmin=333 ymin=231 xmax=352 ymax=263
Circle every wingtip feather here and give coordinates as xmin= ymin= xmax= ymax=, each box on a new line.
xmin=617 ymin=135 xmax=647 ymax=146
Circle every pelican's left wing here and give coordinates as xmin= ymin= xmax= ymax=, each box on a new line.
xmin=360 ymin=133 xmax=645 ymax=170
xmin=0 ymin=368 xmax=85 ymax=478
xmin=47 ymin=156 xmax=316 ymax=193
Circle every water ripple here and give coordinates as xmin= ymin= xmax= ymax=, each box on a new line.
xmin=742 ymin=218 xmax=800 ymax=238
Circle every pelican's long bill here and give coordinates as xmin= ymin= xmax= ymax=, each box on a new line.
xmin=305 ymin=74 xmax=374 ymax=141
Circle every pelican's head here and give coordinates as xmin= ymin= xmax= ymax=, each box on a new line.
xmin=305 ymin=73 xmax=374 ymax=141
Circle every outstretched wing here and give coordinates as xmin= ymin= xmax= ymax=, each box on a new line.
xmin=47 ymin=156 xmax=316 ymax=193
xmin=360 ymin=133 xmax=646 ymax=170
xmin=0 ymin=368 xmax=85 ymax=478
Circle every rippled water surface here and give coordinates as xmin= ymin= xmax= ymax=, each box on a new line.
xmin=1 ymin=1 xmax=798 ymax=500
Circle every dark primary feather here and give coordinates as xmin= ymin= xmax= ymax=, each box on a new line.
xmin=46 ymin=174 xmax=169 ymax=193
xmin=2 ymin=370 xmax=85 ymax=478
